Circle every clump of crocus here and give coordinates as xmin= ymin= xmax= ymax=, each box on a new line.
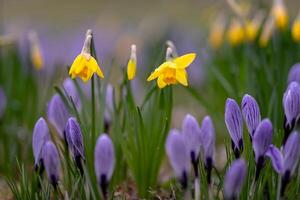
xmin=282 ymin=82 xmax=300 ymax=143
xmin=147 ymin=45 xmax=196 ymax=88
xmin=266 ymin=132 xmax=300 ymax=197
xmin=94 ymin=134 xmax=115 ymax=199
xmin=225 ymin=98 xmax=243 ymax=158
xmin=127 ymin=44 xmax=137 ymax=80
xmin=47 ymin=94 xmax=70 ymax=138
xmin=0 ymin=87 xmax=6 ymax=119
xmin=292 ymin=12 xmax=300 ymax=42
xmin=227 ymin=18 xmax=245 ymax=46
xmin=223 ymin=159 xmax=247 ymax=200
xmin=63 ymin=78 xmax=81 ymax=109
xmin=200 ymin=116 xmax=215 ymax=185
xmin=69 ymin=29 xmax=104 ymax=82
xmin=28 ymin=31 xmax=44 ymax=70
xmin=271 ymin=0 xmax=289 ymax=31
xmin=42 ymin=141 xmax=61 ymax=188
xmin=166 ymin=129 xmax=190 ymax=189
xmin=287 ymin=63 xmax=300 ymax=84
xmin=65 ymin=117 xmax=85 ymax=174
xmin=241 ymin=94 xmax=261 ymax=140
xmin=209 ymin=14 xmax=226 ymax=49
xmin=252 ymin=119 xmax=273 ymax=180
xmin=32 ymin=117 xmax=50 ymax=171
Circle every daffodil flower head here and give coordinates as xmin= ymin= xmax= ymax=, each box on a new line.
xmin=127 ymin=44 xmax=137 ymax=80
xmin=272 ymin=0 xmax=289 ymax=31
xmin=245 ymin=12 xmax=265 ymax=42
xmin=28 ymin=31 xmax=44 ymax=71
xmin=259 ymin=16 xmax=275 ymax=47
xmin=227 ymin=18 xmax=245 ymax=46
xmin=69 ymin=30 xmax=104 ymax=82
xmin=209 ymin=15 xmax=226 ymax=49
xmin=147 ymin=48 xmax=196 ymax=89
xmin=292 ymin=13 xmax=300 ymax=42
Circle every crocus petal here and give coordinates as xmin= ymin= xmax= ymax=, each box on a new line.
xmin=47 ymin=94 xmax=70 ymax=138
xmin=287 ymin=63 xmax=300 ymax=84
xmin=32 ymin=117 xmax=50 ymax=166
xmin=266 ymin=145 xmax=284 ymax=174
xmin=225 ymin=98 xmax=243 ymax=150
xmin=65 ymin=117 xmax=85 ymax=159
xmin=283 ymin=132 xmax=300 ymax=176
xmin=224 ymin=159 xmax=247 ymax=200
xmin=165 ymin=129 xmax=190 ymax=178
xmin=201 ymin=116 xmax=215 ymax=165
xmin=63 ymin=78 xmax=81 ymax=109
xmin=253 ymin=119 xmax=273 ymax=162
xmin=175 ymin=69 xmax=188 ymax=86
xmin=42 ymin=141 xmax=61 ymax=187
xmin=173 ymin=53 xmax=196 ymax=69
xmin=283 ymin=82 xmax=300 ymax=127
xmin=182 ymin=114 xmax=201 ymax=162
xmin=241 ymin=94 xmax=261 ymax=137
xmin=0 ymin=87 xmax=6 ymax=119
xmin=94 ymin=134 xmax=115 ymax=185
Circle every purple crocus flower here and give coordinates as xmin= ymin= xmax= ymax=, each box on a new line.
xmin=0 ymin=87 xmax=6 ymax=119
xmin=224 ymin=159 xmax=247 ymax=200
xmin=32 ymin=117 xmax=51 ymax=169
xmin=200 ymin=116 xmax=215 ymax=184
xmin=241 ymin=94 xmax=261 ymax=138
xmin=166 ymin=129 xmax=190 ymax=189
xmin=65 ymin=117 xmax=85 ymax=173
xmin=266 ymin=132 xmax=300 ymax=196
xmin=47 ymin=94 xmax=70 ymax=138
xmin=63 ymin=78 xmax=81 ymax=110
xmin=94 ymin=134 xmax=115 ymax=198
xmin=225 ymin=98 xmax=243 ymax=158
xmin=287 ymin=63 xmax=300 ymax=84
xmin=104 ymin=84 xmax=114 ymax=132
xmin=252 ymin=119 xmax=273 ymax=180
xmin=182 ymin=114 xmax=201 ymax=164
xmin=42 ymin=141 xmax=61 ymax=188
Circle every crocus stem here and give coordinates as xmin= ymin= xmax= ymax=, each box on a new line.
xmin=249 ymin=179 xmax=257 ymax=200
xmin=184 ymin=189 xmax=191 ymax=200
xmin=276 ymin=175 xmax=282 ymax=200
xmin=194 ymin=177 xmax=200 ymax=200
xmin=91 ymin=75 xmax=96 ymax=141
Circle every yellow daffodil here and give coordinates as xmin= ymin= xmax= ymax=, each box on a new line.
xmin=69 ymin=30 xmax=104 ymax=82
xmin=127 ymin=44 xmax=137 ymax=80
xmin=245 ymin=12 xmax=265 ymax=42
xmin=209 ymin=16 xmax=226 ymax=49
xmin=259 ymin=16 xmax=275 ymax=47
xmin=147 ymin=50 xmax=196 ymax=89
xmin=227 ymin=19 xmax=245 ymax=46
xmin=272 ymin=0 xmax=288 ymax=31
xmin=292 ymin=13 xmax=300 ymax=42
xmin=28 ymin=31 xmax=44 ymax=70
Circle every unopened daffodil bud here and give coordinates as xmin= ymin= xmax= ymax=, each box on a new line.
xmin=69 ymin=30 xmax=104 ymax=82
xmin=28 ymin=31 xmax=44 ymax=71
xmin=292 ymin=12 xmax=300 ymax=42
xmin=127 ymin=44 xmax=137 ymax=80
xmin=259 ymin=16 xmax=275 ymax=47
xmin=245 ymin=12 xmax=265 ymax=42
xmin=209 ymin=16 xmax=226 ymax=49
xmin=227 ymin=19 xmax=245 ymax=46
xmin=272 ymin=0 xmax=289 ymax=31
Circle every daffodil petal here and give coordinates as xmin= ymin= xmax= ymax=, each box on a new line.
xmin=147 ymin=62 xmax=170 ymax=81
xmin=174 ymin=53 xmax=196 ymax=69
xmin=157 ymin=75 xmax=167 ymax=88
xmin=176 ymin=69 xmax=188 ymax=86
xmin=87 ymin=57 xmax=104 ymax=78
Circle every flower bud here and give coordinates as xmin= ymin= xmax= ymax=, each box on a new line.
xmin=127 ymin=44 xmax=137 ymax=80
xmin=42 ymin=141 xmax=61 ymax=188
xmin=287 ymin=63 xmax=300 ymax=84
xmin=241 ymin=94 xmax=261 ymax=138
xmin=47 ymin=94 xmax=70 ymax=138
xmin=63 ymin=78 xmax=81 ymax=110
xmin=224 ymin=159 xmax=247 ymax=200
xmin=283 ymin=82 xmax=300 ymax=130
xmin=283 ymin=132 xmax=300 ymax=176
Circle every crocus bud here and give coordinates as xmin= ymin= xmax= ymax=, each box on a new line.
xmin=287 ymin=63 xmax=300 ymax=84
xmin=42 ymin=141 xmax=61 ymax=188
xmin=65 ymin=117 xmax=85 ymax=173
xmin=0 ymin=87 xmax=6 ymax=119
xmin=94 ymin=134 xmax=115 ymax=198
xmin=182 ymin=114 xmax=201 ymax=165
xmin=252 ymin=119 xmax=273 ymax=180
xmin=104 ymin=84 xmax=114 ymax=132
xmin=166 ymin=129 xmax=190 ymax=189
xmin=127 ymin=44 xmax=137 ymax=80
xmin=266 ymin=145 xmax=283 ymax=174
xmin=32 ymin=118 xmax=50 ymax=169
xmin=63 ymin=78 xmax=81 ymax=110
xmin=283 ymin=132 xmax=300 ymax=177
xmin=47 ymin=94 xmax=70 ymax=138
xmin=224 ymin=159 xmax=247 ymax=200
xmin=282 ymin=82 xmax=300 ymax=139
xmin=241 ymin=94 xmax=261 ymax=138
xmin=201 ymin=116 xmax=215 ymax=184
xmin=225 ymin=98 xmax=243 ymax=158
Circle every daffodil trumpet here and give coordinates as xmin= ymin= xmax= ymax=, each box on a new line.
xmin=147 ymin=47 xmax=196 ymax=89
xmin=69 ymin=30 xmax=104 ymax=82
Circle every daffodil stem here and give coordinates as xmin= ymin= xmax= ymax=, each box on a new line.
xmin=91 ymin=75 xmax=96 ymax=142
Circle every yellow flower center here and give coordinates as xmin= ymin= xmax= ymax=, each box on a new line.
xmin=163 ymin=68 xmax=177 ymax=84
